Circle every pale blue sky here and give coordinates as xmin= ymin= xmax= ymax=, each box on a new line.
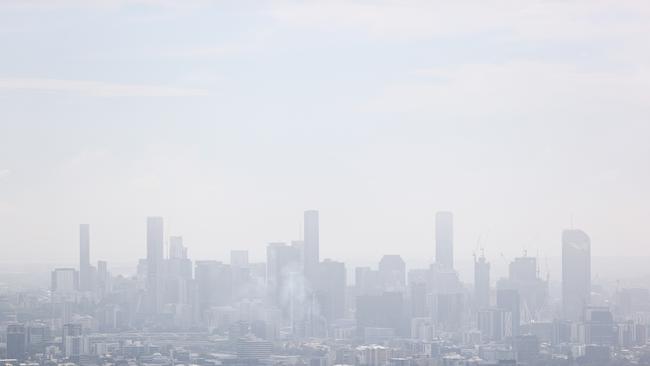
xmin=0 ymin=1 xmax=649 ymax=274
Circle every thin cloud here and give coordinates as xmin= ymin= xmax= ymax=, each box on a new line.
xmin=0 ymin=78 xmax=209 ymax=97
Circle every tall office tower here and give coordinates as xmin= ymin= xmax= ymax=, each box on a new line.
xmin=562 ymin=229 xmax=591 ymax=321
xmin=6 ymin=323 xmax=26 ymax=360
xmin=194 ymin=261 xmax=232 ymax=316
xmin=303 ymin=210 xmax=319 ymax=283
xmin=501 ymin=256 xmax=548 ymax=321
xmin=378 ymin=255 xmax=406 ymax=291
xmin=266 ymin=242 xmax=301 ymax=311
xmin=62 ymin=323 xmax=86 ymax=360
xmin=497 ymin=288 xmax=521 ymax=337
xmin=315 ymin=259 xmax=346 ymax=321
xmin=166 ymin=236 xmax=192 ymax=305
xmin=96 ymin=260 xmax=109 ymax=297
xmin=435 ymin=211 xmax=454 ymax=270
xmin=79 ymin=224 xmax=92 ymax=291
xmin=478 ymin=308 xmax=512 ymax=341
xmin=146 ymin=216 xmax=164 ymax=314
xmin=474 ymin=253 xmax=490 ymax=310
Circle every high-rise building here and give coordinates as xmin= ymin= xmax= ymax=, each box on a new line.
xmin=96 ymin=260 xmax=110 ymax=297
xmin=194 ymin=260 xmax=232 ymax=316
xmin=147 ymin=216 xmax=164 ymax=314
xmin=166 ymin=236 xmax=192 ymax=306
xmin=584 ymin=306 xmax=616 ymax=345
xmin=266 ymin=242 xmax=301 ymax=310
xmin=478 ymin=308 xmax=512 ymax=341
xmin=315 ymin=259 xmax=346 ymax=321
xmin=79 ymin=224 xmax=92 ymax=291
xmin=562 ymin=229 xmax=591 ymax=321
xmin=499 ymin=256 xmax=548 ymax=321
xmin=303 ymin=210 xmax=319 ymax=283
xmin=26 ymin=322 xmax=50 ymax=346
xmin=6 ymin=323 xmax=26 ymax=360
xmin=497 ymin=289 xmax=520 ymax=337
xmin=62 ymin=323 xmax=87 ymax=360
xmin=474 ymin=253 xmax=490 ymax=310
xmin=435 ymin=211 xmax=453 ymax=270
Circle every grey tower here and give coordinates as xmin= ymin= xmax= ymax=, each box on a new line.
xmin=303 ymin=210 xmax=319 ymax=283
xmin=435 ymin=211 xmax=454 ymax=270
xmin=146 ymin=216 xmax=164 ymax=314
xmin=474 ymin=252 xmax=490 ymax=310
xmin=562 ymin=229 xmax=591 ymax=321
xmin=79 ymin=224 xmax=91 ymax=291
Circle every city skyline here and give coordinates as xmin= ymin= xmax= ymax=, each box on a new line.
xmin=1 ymin=1 xmax=649 ymax=365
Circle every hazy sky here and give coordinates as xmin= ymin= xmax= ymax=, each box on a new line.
xmin=0 ymin=0 xmax=649 ymax=271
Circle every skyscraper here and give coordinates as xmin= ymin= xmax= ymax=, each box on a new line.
xmin=6 ymin=323 xmax=26 ymax=360
xmin=497 ymin=288 xmax=520 ymax=337
xmin=79 ymin=224 xmax=91 ymax=291
xmin=562 ymin=229 xmax=591 ymax=321
xmin=303 ymin=210 xmax=319 ymax=283
xmin=266 ymin=242 xmax=301 ymax=309
xmin=146 ymin=216 xmax=164 ymax=314
xmin=315 ymin=259 xmax=346 ymax=321
xmin=435 ymin=211 xmax=453 ymax=270
xmin=474 ymin=253 xmax=490 ymax=310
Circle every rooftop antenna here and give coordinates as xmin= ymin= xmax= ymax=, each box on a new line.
xmin=570 ymin=213 xmax=574 ymax=229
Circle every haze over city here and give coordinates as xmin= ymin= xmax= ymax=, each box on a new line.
xmin=1 ymin=1 xmax=650 ymax=366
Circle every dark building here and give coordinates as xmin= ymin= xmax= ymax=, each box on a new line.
xmin=6 ymin=323 xmax=26 ymax=360
xmin=584 ymin=307 xmax=616 ymax=346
